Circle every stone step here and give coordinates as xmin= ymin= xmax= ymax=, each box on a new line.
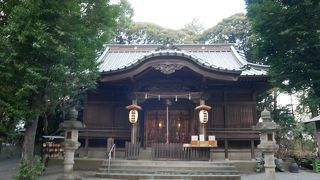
xmin=99 ymin=165 xmax=236 ymax=171
xmin=96 ymin=159 xmax=240 ymax=180
xmin=100 ymin=169 xmax=239 ymax=175
xmin=138 ymin=148 xmax=152 ymax=160
xmin=102 ymin=160 xmax=235 ymax=167
xmin=96 ymin=173 xmax=241 ymax=180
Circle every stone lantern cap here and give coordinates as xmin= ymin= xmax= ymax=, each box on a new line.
xmin=254 ymin=109 xmax=280 ymax=131
xmin=59 ymin=107 xmax=85 ymax=130
xmin=60 ymin=120 xmax=85 ymax=130
xmin=254 ymin=122 xmax=280 ymax=131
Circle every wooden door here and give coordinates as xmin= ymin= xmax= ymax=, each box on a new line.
xmin=145 ymin=110 xmax=190 ymax=147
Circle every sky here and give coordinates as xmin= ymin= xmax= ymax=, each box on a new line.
xmin=127 ymin=0 xmax=246 ymax=30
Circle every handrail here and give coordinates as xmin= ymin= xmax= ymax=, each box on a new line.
xmin=107 ymin=144 xmax=116 ymax=174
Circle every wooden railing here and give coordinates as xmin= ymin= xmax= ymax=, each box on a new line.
xmin=152 ymin=143 xmax=187 ymax=160
xmin=125 ymin=142 xmax=140 ymax=160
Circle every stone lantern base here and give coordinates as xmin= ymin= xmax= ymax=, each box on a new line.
xmin=58 ymin=142 xmax=81 ymax=180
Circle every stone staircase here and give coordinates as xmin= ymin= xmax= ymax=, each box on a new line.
xmin=96 ymin=160 xmax=241 ymax=180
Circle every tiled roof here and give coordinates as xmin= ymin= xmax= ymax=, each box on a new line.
xmin=98 ymin=44 xmax=268 ymax=77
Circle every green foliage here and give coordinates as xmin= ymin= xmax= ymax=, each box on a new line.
xmin=15 ymin=155 xmax=45 ymax=180
xmin=113 ymin=13 xmax=250 ymax=47
xmin=297 ymin=90 xmax=320 ymax=117
xmin=257 ymin=89 xmax=315 ymax=157
xmin=0 ymin=0 xmax=120 ymax=117
xmin=179 ymin=19 xmax=204 ymax=43
xmin=112 ymin=0 xmax=134 ymax=44
xmin=0 ymin=0 xmax=120 ymax=159
xmin=199 ymin=13 xmax=251 ymax=45
xmin=246 ymin=0 xmax=320 ymax=102
xmin=113 ymin=21 xmax=196 ymax=44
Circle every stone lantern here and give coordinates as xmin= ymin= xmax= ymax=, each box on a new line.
xmin=126 ymin=101 xmax=142 ymax=144
xmin=59 ymin=107 xmax=85 ymax=180
xmin=195 ymin=100 xmax=212 ymax=136
xmin=254 ymin=109 xmax=280 ymax=180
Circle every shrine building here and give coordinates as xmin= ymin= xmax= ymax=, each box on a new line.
xmin=79 ymin=42 xmax=270 ymax=160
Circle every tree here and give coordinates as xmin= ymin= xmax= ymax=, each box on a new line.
xmin=0 ymin=0 xmax=120 ymax=162
xmin=179 ymin=19 xmax=204 ymax=44
xmin=113 ymin=22 xmax=186 ymax=44
xmin=200 ymin=13 xmax=250 ymax=44
xmin=113 ymin=18 xmax=204 ymax=44
xmin=112 ymin=0 xmax=134 ymax=44
xmin=246 ymin=0 xmax=320 ymax=112
xmin=199 ymin=13 xmax=254 ymax=59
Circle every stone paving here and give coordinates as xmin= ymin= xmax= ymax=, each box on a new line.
xmin=1 ymin=158 xmax=320 ymax=180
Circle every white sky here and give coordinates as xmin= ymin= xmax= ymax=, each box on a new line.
xmin=128 ymin=0 xmax=246 ymax=30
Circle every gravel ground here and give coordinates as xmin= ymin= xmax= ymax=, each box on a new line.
xmin=1 ymin=158 xmax=320 ymax=180
xmin=0 ymin=158 xmax=19 ymax=180
xmin=241 ymin=170 xmax=320 ymax=180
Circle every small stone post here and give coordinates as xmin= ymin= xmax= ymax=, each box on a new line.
xmin=254 ymin=109 xmax=280 ymax=180
xmin=59 ymin=107 xmax=84 ymax=180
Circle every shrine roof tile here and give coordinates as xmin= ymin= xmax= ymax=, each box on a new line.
xmin=98 ymin=44 xmax=268 ymax=77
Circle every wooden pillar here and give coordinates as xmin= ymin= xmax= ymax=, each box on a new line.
xmin=84 ymin=137 xmax=89 ymax=157
xmin=251 ymin=140 xmax=255 ymax=160
xmin=223 ymin=89 xmax=228 ymax=128
xmin=224 ymin=139 xmax=229 ymax=160
xmin=252 ymin=90 xmax=257 ymax=124
xmin=131 ymin=123 xmax=137 ymax=144
xmin=199 ymin=123 xmax=206 ymax=136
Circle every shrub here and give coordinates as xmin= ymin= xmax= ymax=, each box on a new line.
xmin=15 ymin=155 xmax=45 ymax=180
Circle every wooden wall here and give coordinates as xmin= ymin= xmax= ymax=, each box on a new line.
xmin=83 ymin=91 xmax=131 ymax=129
xmin=84 ymin=88 xmax=257 ymax=130
xmin=206 ymin=88 xmax=256 ymax=129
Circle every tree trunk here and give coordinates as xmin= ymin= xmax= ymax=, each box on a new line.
xmin=273 ymin=90 xmax=278 ymax=121
xmin=21 ymin=95 xmax=43 ymax=162
xmin=21 ymin=114 xmax=40 ymax=161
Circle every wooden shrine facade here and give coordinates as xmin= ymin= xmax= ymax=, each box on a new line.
xmin=79 ymin=43 xmax=271 ymax=159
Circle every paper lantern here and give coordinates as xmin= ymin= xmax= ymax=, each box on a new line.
xmin=199 ymin=109 xmax=209 ymax=124
xmin=129 ymin=109 xmax=138 ymax=124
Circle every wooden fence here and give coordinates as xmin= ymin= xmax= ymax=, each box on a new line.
xmin=125 ymin=142 xmax=140 ymax=160
xmin=151 ymin=143 xmax=210 ymax=161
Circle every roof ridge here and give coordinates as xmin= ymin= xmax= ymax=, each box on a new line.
xmin=230 ymin=46 xmax=248 ymax=67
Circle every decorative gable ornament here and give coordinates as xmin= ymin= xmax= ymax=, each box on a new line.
xmin=152 ymin=63 xmax=184 ymax=74
xmin=155 ymin=38 xmax=181 ymax=51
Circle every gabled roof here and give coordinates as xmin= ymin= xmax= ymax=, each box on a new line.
xmin=98 ymin=43 xmax=269 ymax=81
xmin=303 ymin=115 xmax=320 ymax=123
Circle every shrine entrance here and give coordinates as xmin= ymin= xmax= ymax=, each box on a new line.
xmin=145 ymin=110 xmax=191 ymax=147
